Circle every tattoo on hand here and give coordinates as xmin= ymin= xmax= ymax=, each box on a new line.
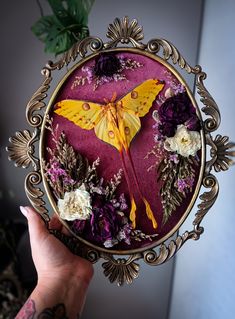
xmin=16 ymin=299 xmax=71 ymax=319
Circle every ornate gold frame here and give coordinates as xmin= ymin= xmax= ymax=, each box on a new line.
xmin=7 ymin=17 xmax=235 ymax=286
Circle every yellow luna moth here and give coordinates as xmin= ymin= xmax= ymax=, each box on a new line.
xmin=54 ymin=79 xmax=164 ymax=229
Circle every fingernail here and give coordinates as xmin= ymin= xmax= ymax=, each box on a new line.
xmin=20 ymin=206 xmax=28 ymax=218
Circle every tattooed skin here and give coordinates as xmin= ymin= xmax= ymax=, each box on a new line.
xmin=16 ymin=299 xmax=80 ymax=319
xmin=16 ymin=299 xmax=36 ymax=319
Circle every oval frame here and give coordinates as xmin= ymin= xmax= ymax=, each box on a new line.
xmin=39 ymin=47 xmax=205 ymax=255
xmin=7 ymin=17 xmax=235 ymax=286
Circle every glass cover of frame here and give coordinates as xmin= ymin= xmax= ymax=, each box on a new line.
xmin=40 ymin=49 xmax=204 ymax=253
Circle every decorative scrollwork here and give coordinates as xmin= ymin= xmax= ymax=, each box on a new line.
xmin=102 ymin=254 xmax=141 ymax=286
xmin=24 ymin=171 xmax=48 ymax=220
xmin=210 ymin=135 xmax=235 ymax=172
xmin=86 ymin=249 xmax=100 ymax=263
xmin=46 ymin=37 xmax=103 ymax=70
xmin=26 ymin=68 xmax=52 ymax=127
xmin=193 ymin=174 xmax=219 ymax=229
xmin=78 ymin=37 xmax=104 ymax=57
xmin=105 ymin=16 xmax=145 ymax=49
xmin=7 ymin=130 xmax=38 ymax=170
xmin=146 ymin=39 xmax=200 ymax=74
xmin=196 ymin=72 xmax=221 ymax=133
xmin=143 ymin=231 xmax=193 ymax=266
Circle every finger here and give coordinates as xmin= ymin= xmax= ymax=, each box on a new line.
xmin=49 ymin=213 xmax=72 ymax=237
xmin=49 ymin=213 xmax=63 ymax=230
xmin=61 ymin=225 xmax=71 ymax=236
xmin=20 ymin=206 xmax=48 ymax=242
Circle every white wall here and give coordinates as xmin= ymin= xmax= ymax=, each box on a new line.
xmin=169 ymin=1 xmax=235 ymax=318
xmin=0 ymin=1 xmax=203 ymax=319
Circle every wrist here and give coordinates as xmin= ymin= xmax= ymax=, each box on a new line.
xmin=36 ymin=258 xmax=94 ymax=291
xmin=31 ymin=274 xmax=90 ymax=318
xmin=37 ymin=271 xmax=91 ymax=298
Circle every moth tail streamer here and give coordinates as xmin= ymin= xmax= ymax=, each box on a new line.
xmin=143 ymin=198 xmax=158 ymax=229
xmin=120 ymin=149 xmax=138 ymax=229
xmin=129 ymin=196 xmax=137 ymax=229
xmin=126 ymin=149 xmax=158 ymax=229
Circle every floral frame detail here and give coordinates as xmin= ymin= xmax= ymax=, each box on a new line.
xmin=7 ymin=17 xmax=235 ymax=285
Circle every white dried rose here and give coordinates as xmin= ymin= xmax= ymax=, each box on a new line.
xmin=164 ymin=125 xmax=201 ymax=157
xmin=58 ymin=184 xmax=92 ymax=221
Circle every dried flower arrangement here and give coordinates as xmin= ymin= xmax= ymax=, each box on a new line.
xmin=146 ymin=90 xmax=202 ymax=224
xmin=71 ymin=52 xmax=143 ymax=90
xmin=42 ymin=117 xmax=158 ymax=248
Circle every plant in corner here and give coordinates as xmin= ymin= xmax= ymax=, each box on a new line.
xmin=31 ymin=0 xmax=95 ymax=56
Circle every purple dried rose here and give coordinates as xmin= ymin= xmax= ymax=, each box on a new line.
xmin=90 ymin=203 xmax=122 ymax=245
xmin=93 ymin=53 xmax=121 ymax=77
xmin=185 ymin=114 xmax=201 ymax=131
xmin=158 ymin=92 xmax=196 ymax=131
xmin=72 ymin=219 xmax=87 ymax=233
xmin=158 ymin=121 xmax=176 ymax=137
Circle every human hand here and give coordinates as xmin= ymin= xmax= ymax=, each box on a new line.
xmin=20 ymin=206 xmax=93 ymax=292
xmin=17 ymin=206 xmax=93 ymax=318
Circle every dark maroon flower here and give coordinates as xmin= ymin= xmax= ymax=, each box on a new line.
xmin=90 ymin=203 xmax=122 ymax=245
xmin=72 ymin=219 xmax=86 ymax=233
xmin=185 ymin=114 xmax=201 ymax=131
xmin=158 ymin=92 xmax=196 ymax=125
xmin=158 ymin=121 xmax=176 ymax=137
xmin=93 ymin=53 xmax=121 ymax=77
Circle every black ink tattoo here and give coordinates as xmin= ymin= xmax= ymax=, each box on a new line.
xmin=38 ymin=303 xmax=68 ymax=319
xmin=16 ymin=299 xmax=69 ymax=319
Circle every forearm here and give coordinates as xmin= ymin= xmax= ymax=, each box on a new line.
xmin=16 ymin=277 xmax=89 ymax=318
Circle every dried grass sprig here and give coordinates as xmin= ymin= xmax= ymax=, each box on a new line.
xmin=130 ymin=230 xmax=158 ymax=242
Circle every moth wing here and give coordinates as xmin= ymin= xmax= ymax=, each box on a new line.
xmin=54 ymin=99 xmax=103 ymax=130
xmin=117 ymin=109 xmax=141 ymax=150
xmin=94 ymin=113 xmax=123 ymax=151
xmin=119 ymin=79 xmax=164 ymax=117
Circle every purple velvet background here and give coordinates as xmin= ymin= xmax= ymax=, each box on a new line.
xmin=46 ymin=52 xmax=201 ymax=250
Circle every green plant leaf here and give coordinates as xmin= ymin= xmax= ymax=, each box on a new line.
xmin=32 ymin=0 xmax=94 ymax=55
xmin=32 ymin=15 xmax=73 ymax=55
xmin=47 ymin=0 xmax=94 ymax=27
xmin=67 ymin=0 xmax=95 ymax=25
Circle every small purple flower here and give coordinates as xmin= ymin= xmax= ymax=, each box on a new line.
xmin=82 ymin=66 xmax=93 ymax=84
xmin=177 ymin=176 xmax=194 ymax=192
xmin=177 ymin=179 xmax=188 ymax=192
xmin=119 ymin=193 xmax=128 ymax=211
xmin=169 ymin=154 xmax=179 ymax=164
xmin=117 ymin=223 xmax=132 ymax=245
xmin=93 ymin=53 xmax=121 ymax=77
xmin=110 ymin=193 xmax=128 ymax=211
xmin=185 ymin=176 xmax=194 ymax=188
xmin=174 ymin=84 xmax=185 ymax=95
xmin=63 ymin=176 xmax=75 ymax=185
xmin=47 ymin=161 xmax=67 ymax=182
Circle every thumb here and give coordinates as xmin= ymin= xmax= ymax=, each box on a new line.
xmin=20 ymin=206 xmax=48 ymax=243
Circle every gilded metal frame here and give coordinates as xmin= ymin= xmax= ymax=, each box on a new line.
xmin=7 ymin=17 xmax=235 ymax=286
